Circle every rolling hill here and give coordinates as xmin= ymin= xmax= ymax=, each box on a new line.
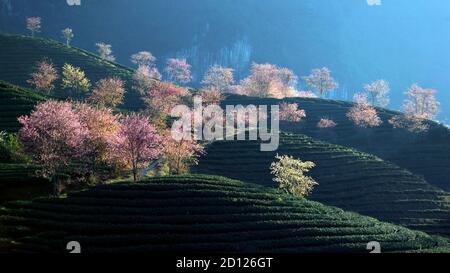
xmin=223 ymin=95 xmax=450 ymax=192
xmin=0 ymin=80 xmax=48 ymax=132
xmin=0 ymin=164 xmax=51 ymax=204
xmin=194 ymin=133 xmax=450 ymax=237
xmin=0 ymin=33 xmax=141 ymax=110
xmin=0 ymin=175 xmax=448 ymax=253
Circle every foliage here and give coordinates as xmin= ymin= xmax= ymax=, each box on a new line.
xmin=95 ymin=42 xmax=116 ymax=62
xmin=61 ymin=28 xmax=74 ymax=46
xmin=0 ymin=131 xmax=28 ymax=163
xmin=403 ymin=84 xmax=439 ymax=120
xmin=346 ymin=94 xmax=382 ymax=128
xmin=74 ymin=103 xmax=120 ymax=176
xmin=162 ymin=132 xmax=206 ymax=174
xmin=18 ymin=101 xmax=88 ymax=194
xmin=302 ymin=67 xmax=338 ymax=98
xmin=388 ymin=115 xmax=429 ymax=133
xmin=239 ymin=63 xmax=298 ymax=98
xmin=89 ymin=77 xmax=125 ymax=108
xmin=130 ymin=51 xmax=156 ymax=68
xmin=270 ymin=154 xmax=318 ymax=198
xmin=61 ymin=63 xmax=91 ymax=97
xmin=132 ymin=65 xmax=156 ymax=96
xmin=297 ymin=91 xmax=318 ymax=98
xmin=201 ymin=65 xmax=234 ymax=93
xmin=144 ymin=82 xmax=188 ymax=118
xmin=198 ymin=88 xmax=224 ymax=105
xmin=317 ymin=118 xmax=337 ymax=128
xmin=107 ymin=114 xmax=162 ymax=182
xmin=364 ymin=79 xmax=390 ymax=107
xmin=26 ymin=17 xmax=41 ymax=37
xmin=279 ymin=102 xmax=306 ymax=122
xmin=164 ymin=58 xmax=192 ymax=84
xmin=388 ymin=84 xmax=439 ymax=133
xmin=27 ymin=59 xmax=59 ymax=94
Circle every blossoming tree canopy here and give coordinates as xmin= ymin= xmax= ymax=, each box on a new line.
xmin=18 ymin=101 xmax=88 ymax=179
xmin=302 ymin=67 xmax=338 ymax=98
xmin=89 ymin=77 xmax=126 ymax=108
xmin=270 ymin=154 xmax=318 ymax=198
xmin=107 ymin=114 xmax=163 ymax=182
xmin=279 ymin=102 xmax=306 ymax=122
xmin=346 ymin=94 xmax=382 ymax=128
xmin=165 ymin=58 xmax=192 ymax=84
xmin=28 ymin=59 xmax=59 ymax=94
xmin=26 ymin=17 xmax=41 ymax=37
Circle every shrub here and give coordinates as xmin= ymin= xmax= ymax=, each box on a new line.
xmin=270 ymin=154 xmax=318 ymax=198
xmin=0 ymin=131 xmax=28 ymax=163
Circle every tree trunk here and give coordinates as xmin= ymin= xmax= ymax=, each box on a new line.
xmin=133 ymin=169 xmax=137 ymax=182
xmin=52 ymin=175 xmax=60 ymax=197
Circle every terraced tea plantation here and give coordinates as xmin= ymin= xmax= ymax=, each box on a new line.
xmin=194 ymin=133 xmax=450 ymax=237
xmin=0 ymin=81 xmax=47 ymax=132
xmin=0 ymin=33 xmax=141 ymax=109
xmin=223 ymin=95 xmax=450 ymax=191
xmin=0 ymin=175 xmax=448 ymax=253
xmin=0 ymin=164 xmax=50 ymax=204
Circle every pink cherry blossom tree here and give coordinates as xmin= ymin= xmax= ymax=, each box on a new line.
xmin=317 ymin=118 xmax=337 ymax=128
xmin=346 ymin=94 xmax=382 ymax=128
xmin=279 ymin=102 xmax=306 ymax=122
xmin=27 ymin=59 xmax=59 ymax=94
xmin=89 ymin=77 xmax=126 ymax=108
xmin=162 ymin=131 xmax=205 ymax=175
xmin=239 ymin=63 xmax=298 ymax=98
xmin=132 ymin=65 xmax=161 ymax=96
xmin=18 ymin=101 xmax=88 ymax=195
xmin=107 ymin=114 xmax=162 ymax=182
xmin=74 ymin=103 xmax=120 ymax=176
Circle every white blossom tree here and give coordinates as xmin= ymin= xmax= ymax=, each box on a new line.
xmin=131 ymin=51 xmax=156 ymax=68
xmin=26 ymin=17 xmax=41 ymax=37
xmin=364 ymin=79 xmax=390 ymax=107
xmin=96 ymin=42 xmax=115 ymax=62
xmin=201 ymin=65 xmax=234 ymax=93
xmin=403 ymin=84 xmax=439 ymax=120
xmin=302 ymin=67 xmax=338 ymax=98
xmin=62 ymin=28 xmax=74 ymax=46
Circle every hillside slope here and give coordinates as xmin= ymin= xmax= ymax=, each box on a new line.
xmin=194 ymin=133 xmax=450 ymax=237
xmin=0 ymin=80 xmax=48 ymax=132
xmin=0 ymin=175 xmax=448 ymax=253
xmin=0 ymin=33 xmax=141 ymax=109
xmin=0 ymin=164 xmax=50 ymax=204
xmin=223 ymin=95 xmax=450 ymax=191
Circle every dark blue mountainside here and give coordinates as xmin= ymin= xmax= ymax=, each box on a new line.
xmin=1 ymin=0 xmax=449 ymax=121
